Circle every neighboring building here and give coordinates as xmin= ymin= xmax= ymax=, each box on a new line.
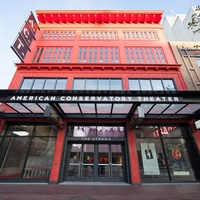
xmin=162 ymin=6 xmax=200 ymax=42
xmin=170 ymin=42 xmax=200 ymax=90
xmin=162 ymin=6 xmax=200 ymax=91
xmin=0 ymin=10 xmax=200 ymax=185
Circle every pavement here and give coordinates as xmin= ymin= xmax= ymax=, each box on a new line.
xmin=0 ymin=182 xmax=200 ymax=200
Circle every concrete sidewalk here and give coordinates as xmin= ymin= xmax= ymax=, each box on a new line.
xmin=0 ymin=183 xmax=199 ymax=200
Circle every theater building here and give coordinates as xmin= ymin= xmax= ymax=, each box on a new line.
xmin=0 ymin=10 xmax=200 ymax=184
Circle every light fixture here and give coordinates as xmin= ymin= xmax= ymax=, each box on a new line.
xmin=13 ymin=131 xmax=29 ymax=136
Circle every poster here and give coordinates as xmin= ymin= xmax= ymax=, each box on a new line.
xmin=167 ymin=143 xmax=189 ymax=175
xmin=140 ymin=143 xmax=160 ymax=175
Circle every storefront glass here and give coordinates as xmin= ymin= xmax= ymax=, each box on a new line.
xmin=0 ymin=124 xmax=57 ymax=180
xmin=135 ymin=125 xmax=197 ymax=182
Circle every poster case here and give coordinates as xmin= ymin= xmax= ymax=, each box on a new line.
xmin=140 ymin=143 xmax=160 ymax=175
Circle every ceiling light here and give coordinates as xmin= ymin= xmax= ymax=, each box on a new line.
xmin=13 ymin=131 xmax=29 ymax=136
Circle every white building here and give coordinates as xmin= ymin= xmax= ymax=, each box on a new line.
xmin=162 ymin=6 xmax=200 ymax=42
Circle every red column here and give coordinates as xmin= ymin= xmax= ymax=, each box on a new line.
xmin=49 ymin=121 xmax=67 ymax=183
xmin=190 ymin=121 xmax=200 ymax=152
xmin=127 ymin=125 xmax=140 ymax=184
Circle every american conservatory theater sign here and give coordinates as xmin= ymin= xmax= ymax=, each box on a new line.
xmin=9 ymin=95 xmax=181 ymax=103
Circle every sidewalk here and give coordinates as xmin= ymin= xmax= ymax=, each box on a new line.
xmin=0 ymin=183 xmax=199 ymax=200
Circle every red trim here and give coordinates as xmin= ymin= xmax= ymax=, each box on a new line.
xmin=36 ymin=10 xmax=163 ymax=24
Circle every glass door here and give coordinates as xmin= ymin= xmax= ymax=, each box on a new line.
xmin=66 ymin=142 xmax=125 ymax=182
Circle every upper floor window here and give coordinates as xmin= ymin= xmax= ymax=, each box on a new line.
xmin=20 ymin=78 xmax=67 ymax=90
xmin=180 ymin=49 xmax=200 ymax=57
xmin=128 ymin=79 xmax=176 ymax=91
xmin=195 ymin=58 xmax=200 ymax=68
xmin=125 ymin=47 xmax=166 ymax=64
xmin=81 ymin=31 xmax=117 ymax=40
xmin=32 ymin=47 xmax=72 ymax=63
xmin=41 ymin=31 xmax=75 ymax=40
xmin=73 ymin=78 xmax=123 ymax=90
xmin=78 ymin=47 xmax=119 ymax=63
xmin=123 ymin=31 xmax=158 ymax=40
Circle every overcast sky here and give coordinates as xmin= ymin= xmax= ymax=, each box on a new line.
xmin=0 ymin=0 xmax=199 ymax=89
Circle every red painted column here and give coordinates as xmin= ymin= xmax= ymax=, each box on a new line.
xmin=49 ymin=121 xmax=67 ymax=183
xmin=0 ymin=119 xmax=5 ymax=133
xmin=190 ymin=121 xmax=200 ymax=152
xmin=127 ymin=124 xmax=140 ymax=184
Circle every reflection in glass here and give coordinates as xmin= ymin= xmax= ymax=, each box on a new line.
xmin=97 ymin=104 xmax=112 ymax=113
xmin=82 ymin=144 xmax=94 ymax=177
xmin=140 ymin=80 xmax=151 ymax=90
xmin=98 ymin=145 xmax=109 ymax=177
xmin=111 ymin=145 xmax=123 ymax=178
xmin=55 ymin=79 xmax=67 ymax=90
xmin=110 ymin=79 xmax=122 ymax=90
xmin=23 ymin=137 xmax=56 ymax=179
xmin=98 ymin=79 xmax=109 ymax=90
xmin=86 ymin=79 xmax=97 ymax=90
xmin=32 ymin=79 xmax=45 ymax=89
xmin=151 ymin=80 xmax=163 ymax=90
xmin=20 ymin=79 xmax=34 ymax=89
xmin=68 ymin=144 xmax=82 ymax=177
xmin=129 ymin=79 xmax=140 ymax=90
xmin=0 ymin=137 xmax=31 ymax=178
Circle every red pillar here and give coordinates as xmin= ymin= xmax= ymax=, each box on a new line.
xmin=190 ymin=121 xmax=200 ymax=152
xmin=49 ymin=121 xmax=67 ymax=183
xmin=127 ymin=125 xmax=140 ymax=184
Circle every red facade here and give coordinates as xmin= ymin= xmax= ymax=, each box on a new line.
xmin=0 ymin=10 xmax=200 ymax=184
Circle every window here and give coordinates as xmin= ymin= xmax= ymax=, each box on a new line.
xmin=20 ymin=78 xmax=67 ymax=90
xmin=195 ymin=59 xmax=200 ymax=67
xmin=125 ymin=47 xmax=166 ymax=64
xmin=33 ymin=47 xmax=73 ymax=63
xmin=81 ymin=31 xmax=117 ymax=40
xmin=0 ymin=125 xmax=57 ymax=180
xmin=129 ymin=79 xmax=176 ymax=91
xmin=78 ymin=47 xmax=119 ymax=63
xmin=123 ymin=31 xmax=158 ymax=40
xmin=135 ymin=125 xmax=197 ymax=182
xmin=41 ymin=31 xmax=75 ymax=40
xmin=73 ymin=78 xmax=123 ymax=90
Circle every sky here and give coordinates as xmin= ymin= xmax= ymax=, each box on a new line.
xmin=0 ymin=0 xmax=199 ymax=89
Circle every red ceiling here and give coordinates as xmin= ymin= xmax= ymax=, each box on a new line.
xmin=36 ymin=10 xmax=163 ymax=24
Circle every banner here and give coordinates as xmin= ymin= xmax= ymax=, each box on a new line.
xmin=140 ymin=143 xmax=160 ymax=175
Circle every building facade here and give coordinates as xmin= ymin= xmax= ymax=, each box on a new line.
xmin=162 ymin=6 xmax=200 ymax=91
xmin=162 ymin=6 xmax=200 ymax=42
xmin=0 ymin=10 xmax=200 ymax=185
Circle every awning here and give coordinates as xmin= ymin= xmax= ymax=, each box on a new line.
xmin=0 ymin=90 xmax=200 ymax=120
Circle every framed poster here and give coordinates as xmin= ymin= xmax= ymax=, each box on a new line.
xmin=167 ymin=143 xmax=189 ymax=175
xmin=140 ymin=143 xmax=160 ymax=175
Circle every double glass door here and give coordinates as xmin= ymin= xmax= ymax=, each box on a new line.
xmin=66 ymin=143 xmax=125 ymax=182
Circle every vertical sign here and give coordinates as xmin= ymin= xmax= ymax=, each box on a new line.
xmin=11 ymin=34 xmax=30 ymax=61
xmin=11 ymin=12 xmax=39 ymax=62
xmin=26 ymin=12 xmax=40 ymax=36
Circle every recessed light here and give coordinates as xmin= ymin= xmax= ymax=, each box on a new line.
xmin=13 ymin=131 xmax=29 ymax=136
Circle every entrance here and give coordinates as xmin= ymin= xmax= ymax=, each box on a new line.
xmin=65 ymin=142 xmax=126 ymax=182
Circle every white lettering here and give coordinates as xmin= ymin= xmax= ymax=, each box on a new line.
xmin=16 ymin=96 xmax=22 ymax=100
xmin=66 ymin=96 xmax=71 ymax=101
xmin=72 ymin=96 xmax=78 ymax=101
xmin=60 ymin=96 xmax=65 ymax=101
xmin=168 ymin=97 xmax=172 ymax=101
xmin=29 ymin=96 xmax=34 ymax=101
xmin=10 ymin=96 xmax=16 ymax=100
xmin=156 ymin=97 xmax=161 ymax=101
xmin=127 ymin=97 xmax=132 ymax=101
xmin=103 ymin=97 xmax=108 ymax=101
xmin=91 ymin=96 xmax=95 ymax=101
xmin=115 ymin=97 xmax=120 ymax=101
xmin=162 ymin=97 xmax=166 ymax=101
xmin=149 ymin=97 xmax=154 ymax=101
xmin=174 ymin=97 xmax=179 ymax=101
xmin=39 ymin=96 xmax=43 ymax=101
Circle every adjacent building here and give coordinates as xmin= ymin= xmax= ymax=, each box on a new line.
xmin=162 ymin=6 xmax=200 ymax=91
xmin=0 ymin=10 xmax=200 ymax=185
